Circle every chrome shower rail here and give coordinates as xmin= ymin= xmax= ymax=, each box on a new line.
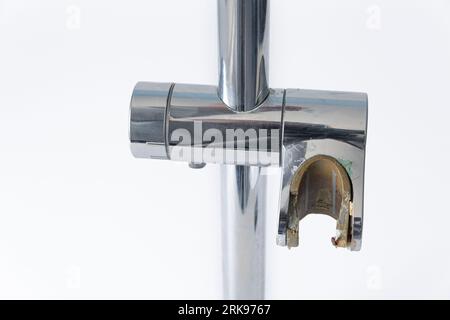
xmin=129 ymin=0 xmax=368 ymax=300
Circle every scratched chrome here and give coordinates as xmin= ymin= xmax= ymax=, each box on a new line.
xmin=128 ymin=0 xmax=368 ymax=301
xmin=277 ymin=89 xmax=368 ymax=251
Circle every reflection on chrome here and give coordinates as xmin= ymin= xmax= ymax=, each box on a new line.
xmin=129 ymin=0 xmax=368 ymax=300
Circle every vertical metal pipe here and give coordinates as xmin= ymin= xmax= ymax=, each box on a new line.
xmin=218 ymin=0 xmax=270 ymax=111
xmin=218 ymin=0 xmax=270 ymax=299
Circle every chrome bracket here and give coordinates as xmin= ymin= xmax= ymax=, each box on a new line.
xmin=129 ymin=0 xmax=368 ymax=299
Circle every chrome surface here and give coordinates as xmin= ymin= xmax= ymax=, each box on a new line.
xmin=221 ymin=165 xmax=266 ymax=299
xmin=218 ymin=0 xmax=270 ymax=111
xmin=277 ymin=89 xmax=368 ymax=250
xmin=129 ymin=0 xmax=368 ymax=300
xmin=129 ymin=82 xmax=172 ymax=160
xmin=167 ymin=83 xmax=283 ymax=167
xmin=218 ymin=0 xmax=270 ymax=300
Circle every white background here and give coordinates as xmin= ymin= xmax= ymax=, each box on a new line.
xmin=0 ymin=0 xmax=449 ymax=299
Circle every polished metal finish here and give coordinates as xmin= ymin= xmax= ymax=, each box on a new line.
xmin=168 ymin=83 xmax=283 ymax=166
xmin=277 ymin=89 xmax=368 ymax=250
xmin=129 ymin=82 xmax=173 ymax=160
xmin=283 ymin=89 xmax=367 ymax=149
xmin=221 ymin=165 xmax=266 ymax=299
xmin=218 ymin=0 xmax=270 ymax=300
xmin=218 ymin=0 xmax=270 ymax=111
xmin=129 ymin=0 xmax=368 ymax=300
xmin=129 ymin=82 xmax=284 ymax=166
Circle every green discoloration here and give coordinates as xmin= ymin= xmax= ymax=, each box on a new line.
xmin=338 ymin=158 xmax=353 ymax=177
